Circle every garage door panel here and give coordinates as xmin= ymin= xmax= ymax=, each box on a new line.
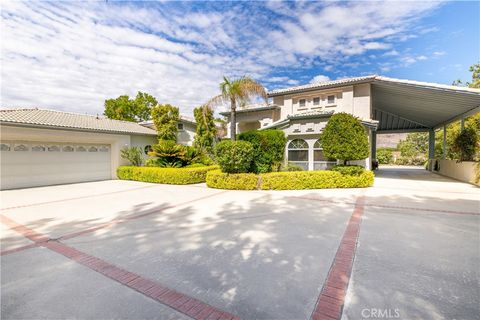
xmin=1 ymin=142 xmax=111 ymax=190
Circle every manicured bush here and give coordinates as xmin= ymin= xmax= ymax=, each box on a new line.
xmin=120 ymin=146 xmax=144 ymax=166
xmin=117 ymin=165 xmax=218 ymax=184
xmin=260 ymin=170 xmax=374 ymax=190
xmin=206 ymin=169 xmax=374 ymax=190
xmin=238 ymin=129 xmax=287 ymax=173
xmin=281 ymin=163 xmax=304 ymax=171
xmin=331 ymin=165 xmax=365 ymax=176
xmin=214 ymin=140 xmax=254 ymax=173
xmin=452 ymin=128 xmax=478 ymax=161
xmin=320 ymin=113 xmax=369 ymax=165
xmin=206 ymin=169 xmax=258 ymax=190
xmin=376 ymin=148 xmax=394 ymax=164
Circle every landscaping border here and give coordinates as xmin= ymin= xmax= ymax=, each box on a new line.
xmin=206 ymin=169 xmax=374 ymax=190
xmin=117 ymin=165 xmax=219 ymax=184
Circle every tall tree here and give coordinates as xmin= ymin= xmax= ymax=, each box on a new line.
xmin=193 ymin=105 xmax=217 ymax=153
xmin=151 ymin=104 xmax=179 ymax=141
xmin=206 ymin=76 xmax=267 ymax=140
xmin=452 ymin=62 xmax=480 ymax=88
xmin=104 ymin=91 xmax=157 ymax=122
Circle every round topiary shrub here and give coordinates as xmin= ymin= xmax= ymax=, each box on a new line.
xmin=214 ymin=140 xmax=254 ymax=173
xmin=320 ymin=113 xmax=369 ymax=165
xmin=238 ymin=129 xmax=287 ymax=173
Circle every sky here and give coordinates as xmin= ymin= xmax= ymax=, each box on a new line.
xmin=1 ymin=0 xmax=479 ymax=116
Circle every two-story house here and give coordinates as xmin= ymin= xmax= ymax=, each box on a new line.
xmin=220 ymin=76 xmax=379 ymax=170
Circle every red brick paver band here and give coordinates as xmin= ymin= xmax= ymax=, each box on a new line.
xmin=0 ymin=214 xmax=239 ymax=320
xmin=310 ymin=194 xmax=366 ymax=320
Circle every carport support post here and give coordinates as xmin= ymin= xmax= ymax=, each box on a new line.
xmin=371 ymin=130 xmax=377 ymax=160
xmin=442 ymin=125 xmax=447 ymax=160
xmin=428 ymin=129 xmax=435 ymax=170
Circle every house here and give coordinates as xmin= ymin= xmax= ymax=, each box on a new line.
xmin=221 ymin=75 xmax=480 ymax=171
xmin=0 ymin=108 xmax=160 ymax=190
xmin=140 ymin=115 xmax=197 ymax=146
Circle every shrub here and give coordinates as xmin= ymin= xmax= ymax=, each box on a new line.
xmin=120 ymin=146 xmax=144 ymax=166
xmin=281 ymin=163 xmax=304 ymax=171
xmin=331 ymin=165 xmax=365 ymax=176
xmin=320 ymin=113 xmax=369 ymax=165
xmin=214 ymin=140 xmax=254 ymax=173
xmin=193 ymin=105 xmax=217 ymax=154
xmin=260 ymin=170 xmax=374 ymax=190
xmin=452 ymin=128 xmax=478 ymax=161
xmin=238 ymin=129 xmax=287 ymax=173
xmin=117 ymin=165 xmax=218 ymax=184
xmin=206 ymin=169 xmax=258 ymax=190
xmin=376 ymin=148 xmax=394 ymax=164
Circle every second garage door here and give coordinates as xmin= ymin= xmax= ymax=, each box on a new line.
xmin=0 ymin=141 xmax=111 ymax=190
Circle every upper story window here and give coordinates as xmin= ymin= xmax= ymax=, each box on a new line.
xmin=327 ymin=95 xmax=335 ymax=104
xmin=299 ymin=99 xmax=306 ymax=108
xmin=177 ymin=123 xmax=184 ymax=130
xmin=313 ymin=97 xmax=320 ymax=106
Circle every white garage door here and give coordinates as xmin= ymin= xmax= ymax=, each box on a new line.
xmin=0 ymin=141 xmax=111 ymax=190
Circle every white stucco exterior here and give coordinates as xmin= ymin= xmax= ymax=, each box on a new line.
xmin=225 ymin=83 xmax=376 ymax=170
xmin=0 ymin=125 xmax=157 ymax=189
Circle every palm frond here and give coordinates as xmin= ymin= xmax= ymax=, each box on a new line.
xmin=205 ymin=94 xmax=226 ymax=108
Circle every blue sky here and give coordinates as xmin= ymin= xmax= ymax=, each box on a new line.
xmin=1 ymin=1 xmax=479 ymax=116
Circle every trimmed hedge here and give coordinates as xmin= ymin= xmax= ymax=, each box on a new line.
xmin=238 ymin=129 xmax=287 ymax=173
xmin=206 ymin=169 xmax=374 ymax=190
xmin=331 ymin=165 xmax=365 ymax=176
xmin=117 ymin=165 xmax=219 ymax=184
xmin=205 ymin=170 xmax=258 ymax=190
xmin=214 ymin=140 xmax=254 ymax=173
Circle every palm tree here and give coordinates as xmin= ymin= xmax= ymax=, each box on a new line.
xmin=206 ymin=76 xmax=267 ymax=140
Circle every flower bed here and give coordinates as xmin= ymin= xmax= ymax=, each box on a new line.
xmin=206 ymin=169 xmax=374 ymax=190
xmin=117 ymin=165 xmax=219 ymax=185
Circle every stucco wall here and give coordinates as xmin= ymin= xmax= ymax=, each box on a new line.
xmin=0 ymin=125 xmax=157 ymax=179
xmin=177 ymin=122 xmax=196 ymax=146
xmin=130 ymin=135 xmax=157 ymax=158
xmin=430 ymin=159 xmax=479 ymax=186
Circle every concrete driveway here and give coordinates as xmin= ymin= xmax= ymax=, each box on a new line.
xmin=1 ymin=166 xmax=479 ymax=320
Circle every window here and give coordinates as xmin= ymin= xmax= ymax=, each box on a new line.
xmin=313 ymin=139 xmax=336 ymax=170
xmin=76 ymin=146 xmax=87 ymax=152
xmin=177 ymin=123 xmax=184 ymax=130
xmin=32 ymin=145 xmax=45 ymax=152
xmin=288 ymin=139 xmax=308 ymax=161
xmin=99 ymin=146 xmax=109 ymax=152
xmin=88 ymin=146 xmax=98 ymax=152
xmin=47 ymin=145 xmax=60 ymax=152
xmin=63 ymin=145 xmax=74 ymax=152
xmin=327 ymin=95 xmax=335 ymax=104
xmin=14 ymin=144 xmax=28 ymax=151
xmin=299 ymin=99 xmax=306 ymax=108
xmin=313 ymin=97 xmax=320 ymax=106
xmin=1 ymin=143 xmax=10 ymax=151
xmin=144 ymin=145 xmax=152 ymax=155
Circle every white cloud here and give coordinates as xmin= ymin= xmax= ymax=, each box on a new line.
xmin=310 ymin=75 xmax=331 ymax=83
xmin=0 ymin=1 xmax=444 ymax=116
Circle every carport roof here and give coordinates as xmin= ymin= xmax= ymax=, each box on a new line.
xmin=0 ymin=108 xmax=158 ymax=135
xmin=268 ymin=75 xmax=480 ymax=132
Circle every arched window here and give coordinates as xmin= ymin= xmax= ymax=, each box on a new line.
xmin=288 ymin=139 xmax=309 ymax=170
xmin=313 ymin=139 xmax=336 ymax=170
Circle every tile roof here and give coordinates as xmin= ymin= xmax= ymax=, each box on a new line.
xmin=268 ymin=75 xmax=480 ymax=96
xmin=268 ymin=75 xmax=377 ymax=96
xmin=0 ymin=108 xmax=157 ymax=135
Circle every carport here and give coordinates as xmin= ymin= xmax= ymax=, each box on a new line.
xmin=370 ymin=76 xmax=480 ymax=165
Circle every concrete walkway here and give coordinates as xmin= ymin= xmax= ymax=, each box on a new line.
xmin=1 ymin=167 xmax=479 ymax=320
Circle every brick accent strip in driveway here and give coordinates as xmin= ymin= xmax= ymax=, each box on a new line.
xmin=310 ymin=194 xmax=366 ymax=320
xmin=0 ymin=214 xmax=239 ymax=320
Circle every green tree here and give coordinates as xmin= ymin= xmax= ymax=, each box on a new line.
xmin=452 ymin=128 xmax=478 ymax=161
xmin=452 ymin=62 xmax=480 ymax=88
xmin=206 ymin=76 xmax=267 ymax=140
xmin=193 ymin=105 xmax=217 ymax=153
xmin=104 ymin=91 xmax=157 ymax=122
xmin=398 ymin=132 xmax=428 ymax=158
xmin=320 ymin=113 xmax=369 ymax=165
xmin=151 ymin=104 xmax=179 ymax=141
xmin=120 ymin=146 xmax=143 ymax=166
